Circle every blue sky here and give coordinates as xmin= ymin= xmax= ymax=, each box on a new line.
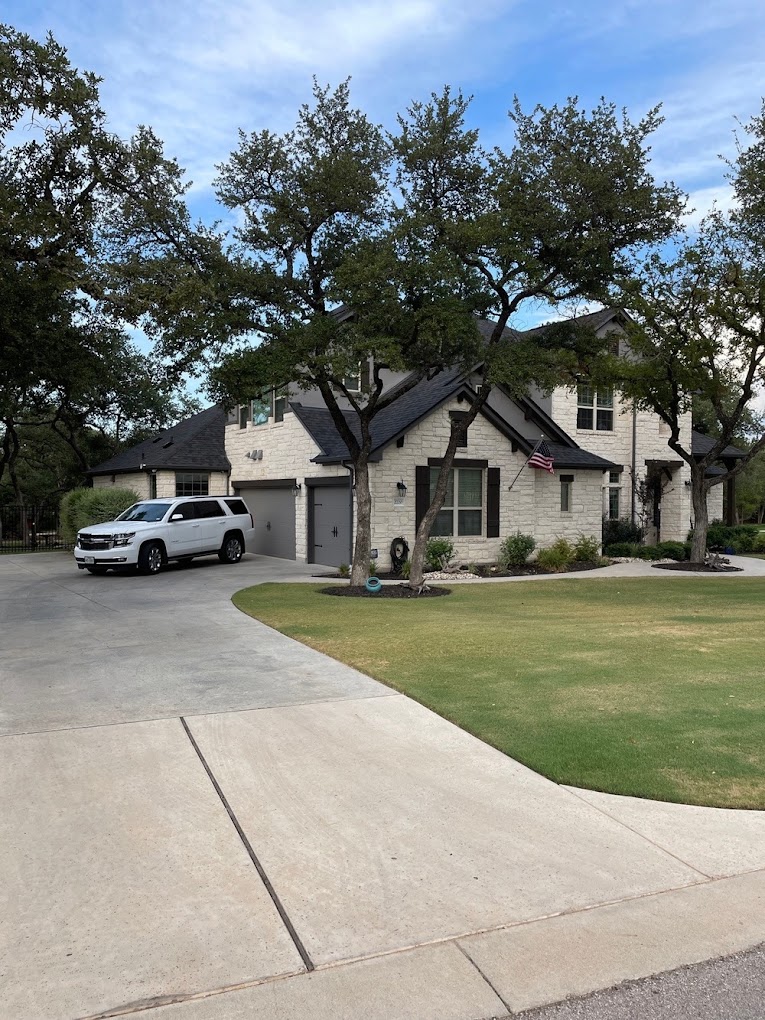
xmin=7 ymin=0 xmax=765 ymax=332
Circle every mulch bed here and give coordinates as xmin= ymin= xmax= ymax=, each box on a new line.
xmin=476 ymin=561 xmax=604 ymax=577
xmin=318 ymin=561 xmax=605 ymax=581
xmin=321 ymin=584 xmax=452 ymax=598
xmin=652 ymin=562 xmax=743 ymax=573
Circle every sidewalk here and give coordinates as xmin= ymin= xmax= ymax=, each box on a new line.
xmin=1 ymin=552 xmax=763 ymax=1020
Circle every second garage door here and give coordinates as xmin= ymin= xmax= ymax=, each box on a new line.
xmin=238 ymin=486 xmax=296 ymax=560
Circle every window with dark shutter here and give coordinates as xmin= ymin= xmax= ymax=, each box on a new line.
xmin=486 ymin=467 xmax=500 ymax=537
xmin=415 ymin=465 xmax=430 ymax=530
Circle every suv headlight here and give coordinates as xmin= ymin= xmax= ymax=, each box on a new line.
xmin=112 ymin=532 xmax=136 ymax=547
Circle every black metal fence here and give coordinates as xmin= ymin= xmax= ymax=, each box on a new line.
xmin=0 ymin=504 xmax=67 ymax=553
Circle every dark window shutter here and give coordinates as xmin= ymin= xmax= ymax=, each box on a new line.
xmin=360 ymin=360 xmax=371 ymax=393
xmin=415 ymin=465 xmax=430 ymax=530
xmin=486 ymin=467 xmax=500 ymax=537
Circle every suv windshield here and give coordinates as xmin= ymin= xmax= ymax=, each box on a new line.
xmin=116 ymin=502 xmax=172 ymax=523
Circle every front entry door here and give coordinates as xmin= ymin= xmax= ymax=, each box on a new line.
xmin=311 ymin=485 xmax=351 ymax=567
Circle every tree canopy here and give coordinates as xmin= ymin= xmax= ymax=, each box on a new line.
xmin=0 ymin=24 xmax=196 ymax=502
xmin=613 ymin=101 xmax=765 ymax=560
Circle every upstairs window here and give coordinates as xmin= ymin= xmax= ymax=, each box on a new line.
xmin=273 ymin=387 xmax=288 ymax=422
xmin=251 ymin=395 xmax=270 ymax=426
xmin=577 ymin=384 xmax=613 ymax=431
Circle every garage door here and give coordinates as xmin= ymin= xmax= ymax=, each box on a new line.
xmin=310 ymin=484 xmax=352 ymax=567
xmin=238 ymin=486 xmax=296 ymax=560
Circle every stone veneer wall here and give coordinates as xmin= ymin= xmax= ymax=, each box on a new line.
xmin=368 ymin=397 xmax=605 ymax=569
xmin=226 ymin=410 xmax=346 ymax=562
xmin=550 ymin=387 xmax=694 ymax=543
xmin=92 ymin=471 xmax=229 ymax=499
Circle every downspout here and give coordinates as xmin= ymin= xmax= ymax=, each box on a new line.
xmin=631 ymin=403 xmax=637 ymax=525
xmin=343 ymin=461 xmax=354 ymax=565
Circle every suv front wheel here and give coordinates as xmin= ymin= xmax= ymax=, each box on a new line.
xmin=219 ymin=532 xmax=244 ymax=564
xmin=138 ymin=541 xmax=165 ymax=575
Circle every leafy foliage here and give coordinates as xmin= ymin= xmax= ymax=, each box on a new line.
xmin=536 ymin=537 xmax=575 ymax=571
xmin=0 ymin=25 xmax=195 ymax=503
xmin=602 ymin=515 xmax=644 ymax=547
xmin=498 ymin=531 xmax=536 ymax=567
xmin=425 ymin=537 xmax=455 ymax=571
xmin=611 ymin=101 xmax=765 ymax=561
xmin=573 ymin=535 xmax=601 ymax=563
xmin=60 ymin=487 xmax=140 ymax=544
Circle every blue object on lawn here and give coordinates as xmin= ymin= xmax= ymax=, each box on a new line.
xmin=365 ymin=576 xmax=382 ymax=593
xmin=724 ymin=546 xmax=735 ymax=554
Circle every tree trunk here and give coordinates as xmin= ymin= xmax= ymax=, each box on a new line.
xmin=350 ymin=458 xmax=372 ymax=586
xmin=408 ymin=430 xmax=461 ymax=588
xmin=690 ymin=467 xmax=710 ymax=563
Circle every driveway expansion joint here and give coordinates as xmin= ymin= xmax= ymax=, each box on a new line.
xmin=179 ymin=716 xmax=315 ymax=973
xmin=454 ymin=940 xmax=515 ymax=1016
xmin=560 ymin=784 xmax=714 ymax=880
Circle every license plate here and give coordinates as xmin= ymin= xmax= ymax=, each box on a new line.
xmin=85 ymin=556 xmax=95 ymax=564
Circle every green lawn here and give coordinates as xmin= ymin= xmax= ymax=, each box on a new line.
xmin=234 ymin=579 xmax=765 ymax=809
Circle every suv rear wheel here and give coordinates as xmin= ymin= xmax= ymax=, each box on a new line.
xmin=138 ymin=541 xmax=165 ymax=575
xmin=219 ymin=532 xmax=243 ymax=564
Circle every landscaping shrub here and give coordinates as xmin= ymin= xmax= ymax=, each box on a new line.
xmin=693 ymin=523 xmax=763 ymax=552
xmin=656 ymin=541 xmax=688 ymax=561
xmin=573 ymin=534 xmax=600 ymax=563
xmin=60 ymin=487 xmax=140 ymax=545
xmin=498 ymin=531 xmax=536 ymax=568
xmin=536 ymin=537 xmax=575 ymax=572
xmin=426 ymin=537 xmax=455 ymax=571
xmin=602 ymin=515 xmax=643 ymax=547
xmin=338 ymin=562 xmax=349 ymax=577
xmin=400 ymin=559 xmax=411 ymax=579
xmin=753 ymin=532 xmax=765 ymax=552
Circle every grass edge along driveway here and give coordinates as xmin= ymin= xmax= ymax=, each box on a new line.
xmin=233 ymin=578 xmax=765 ymax=810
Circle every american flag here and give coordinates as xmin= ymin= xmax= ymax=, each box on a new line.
xmin=527 ymin=440 xmax=555 ymax=474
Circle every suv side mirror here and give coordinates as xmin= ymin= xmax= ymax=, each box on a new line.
xmin=170 ymin=513 xmax=184 ymax=521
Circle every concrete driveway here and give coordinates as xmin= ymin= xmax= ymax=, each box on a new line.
xmin=1 ymin=552 xmax=764 ymax=1020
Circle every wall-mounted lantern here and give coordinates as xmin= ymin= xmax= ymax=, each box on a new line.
xmin=396 ymin=480 xmax=407 ymax=497
xmin=292 ymin=482 xmax=302 ymax=496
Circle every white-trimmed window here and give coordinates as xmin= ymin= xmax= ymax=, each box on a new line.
xmin=606 ymin=469 xmax=621 ymax=519
xmin=250 ymin=395 xmax=270 ymax=426
xmin=560 ymin=474 xmax=574 ymax=512
xmin=577 ymin=384 xmax=613 ymax=431
xmin=430 ymin=467 xmax=482 ymax=537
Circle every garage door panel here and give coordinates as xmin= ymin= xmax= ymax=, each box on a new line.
xmin=240 ymin=488 xmax=296 ymax=559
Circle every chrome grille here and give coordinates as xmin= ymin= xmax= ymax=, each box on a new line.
xmin=79 ymin=534 xmax=113 ymax=550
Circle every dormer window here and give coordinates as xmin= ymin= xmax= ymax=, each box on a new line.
xmin=577 ymin=384 xmax=613 ymax=431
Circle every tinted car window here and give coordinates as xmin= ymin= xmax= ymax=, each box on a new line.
xmin=195 ymin=499 xmax=225 ymax=518
xmin=225 ymin=499 xmax=249 ymax=515
xmin=171 ymin=502 xmax=197 ymax=521
xmin=117 ymin=502 xmax=171 ymax=522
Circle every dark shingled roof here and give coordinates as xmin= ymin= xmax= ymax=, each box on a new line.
xmin=292 ymin=366 xmax=467 ymax=463
xmin=87 ymin=405 xmax=231 ymax=476
xmin=691 ymin=430 xmax=746 ymax=460
xmin=518 ymin=307 xmax=623 ymax=339
xmin=292 ymin=366 xmax=618 ymax=471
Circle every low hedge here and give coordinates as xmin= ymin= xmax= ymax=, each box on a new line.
xmin=60 ymin=487 xmax=140 ymax=544
xmin=690 ymin=524 xmax=765 ymax=553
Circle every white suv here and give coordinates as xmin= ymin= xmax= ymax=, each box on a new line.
xmin=74 ymin=496 xmax=255 ymax=576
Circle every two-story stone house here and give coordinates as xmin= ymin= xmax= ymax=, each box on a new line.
xmin=89 ymin=308 xmax=726 ymax=569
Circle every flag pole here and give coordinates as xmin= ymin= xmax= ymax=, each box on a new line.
xmin=507 ymin=435 xmax=544 ymax=493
